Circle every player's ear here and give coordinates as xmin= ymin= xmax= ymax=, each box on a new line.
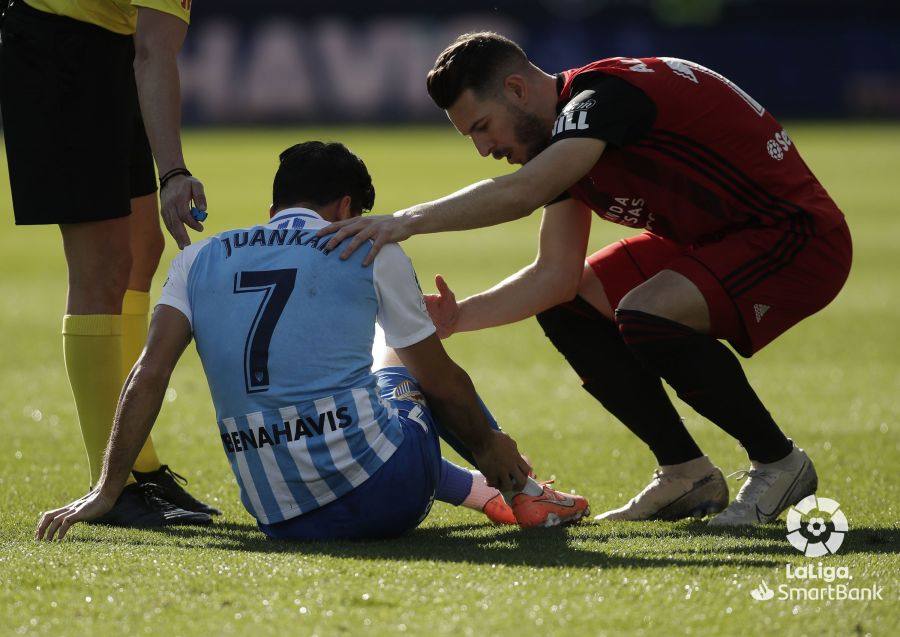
xmin=337 ymin=195 xmax=355 ymax=220
xmin=268 ymin=203 xmax=276 ymax=218
xmin=504 ymin=74 xmax=527 ymax=104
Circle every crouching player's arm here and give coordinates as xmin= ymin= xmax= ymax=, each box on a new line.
xmin=395 ymin=335 xmax=531 ymax=493
xmin=318 ymin=137 xmax=606 ymax=265
xmin=426 ymin=198 xmax=592 ymax=337
xmin=36 ymin=307 xmax=192 ymax=541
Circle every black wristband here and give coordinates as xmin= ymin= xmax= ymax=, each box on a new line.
xmin=159 ymin=167 xmax=192 ymax=190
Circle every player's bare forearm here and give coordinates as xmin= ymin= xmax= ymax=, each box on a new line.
xmin=319 ymin=138 xmax=605 ymax=265
xmin=134 ymin=8 xmax=188 ymax=175
xmin=395 ymin=335 xmax=529 ymax=489
xmin=97 ymin=306 xmax=193 ymax=499
xmin=398 ymin=175 xmax=536 ymax=235
xmin=397 ymin=338 xmax=493 ymax=450
xmin=95 ymin=363 xmax=171 ymax=499
xmin=400 ymin=138 xmax=606 ymax=236
xmin=453 ymin=200 xmax=592 ymax=333
xmin=424 ymin=366 xmax=495 ymax=451
xmin=455 ymin=262 xmax=574 ymax=333
xmin=416 ymin=365 xmax=530 ymax=491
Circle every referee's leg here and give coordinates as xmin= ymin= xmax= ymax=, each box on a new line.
xmin=60 ymin=218 xmax=132 ymax=485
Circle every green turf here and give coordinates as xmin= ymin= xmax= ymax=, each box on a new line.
xmin=1 ymin=124 xmax=897 ymax=636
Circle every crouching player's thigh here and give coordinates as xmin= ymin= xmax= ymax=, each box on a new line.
xmin=258 ymin=368 xmax=441 ymax=541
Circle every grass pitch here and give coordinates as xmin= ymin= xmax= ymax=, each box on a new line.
xmin=0 ymin=124 xmax=898 ymax=636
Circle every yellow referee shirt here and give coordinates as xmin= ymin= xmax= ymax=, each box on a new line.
xmin=23 ymin=0 xmax=191 ymax=35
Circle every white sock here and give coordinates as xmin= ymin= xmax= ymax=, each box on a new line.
xmin=662 ymin=455 xmax=715 ymax=479
xmin=461 ymin=471 xmax=502 ymax=510
xmin=758 ymin=444 xmax=800 ymax=470
xmin=502 ymin=476 xmax=544 ymax=505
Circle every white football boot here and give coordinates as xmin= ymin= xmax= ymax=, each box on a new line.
xmin=708 ymin=445 xmax=818 ymax=527
xmin=595 ymin=456 xmax=729 ymax=521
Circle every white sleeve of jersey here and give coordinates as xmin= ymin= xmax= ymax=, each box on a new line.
xmin=372 ymin=243 xmax=436 ymax=349
xmin=156 ymin=239 xmax=210 ymax=328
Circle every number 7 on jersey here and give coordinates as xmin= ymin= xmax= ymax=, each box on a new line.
xmin=233 ymin=269 xmax=297 ymax=393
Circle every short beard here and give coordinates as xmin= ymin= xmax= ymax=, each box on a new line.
xmin=508 ymin=103 xmax=551 ymax=162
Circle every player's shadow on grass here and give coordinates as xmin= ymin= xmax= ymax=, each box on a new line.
xmin=76 ymin=519 xmax=819 ymax=569
xmin=72 ymin=518 xmax=900 ymax=567
xmin=101 ymin=517 xmax=900 ymax=568
xmin=680 ymin=521 xmax=900 ymax=557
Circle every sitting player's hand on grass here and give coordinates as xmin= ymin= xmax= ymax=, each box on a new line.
xmin=35 ymin=488 xmax=116 ymax=542
xmin=424 ymin=275 xmax=459 ymax=338
xmin=161 ymin=173 xmax=207 ymax=249
xmin=319 ymin=214 xmax=413 ymax=266
xmin=471 ymin=431 xmax=532 ymax=493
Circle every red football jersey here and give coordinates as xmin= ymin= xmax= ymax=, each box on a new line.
xmin=553 ymin=57 xmax=845 ymax=245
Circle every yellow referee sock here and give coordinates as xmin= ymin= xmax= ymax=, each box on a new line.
xmin=122 ymin=289 xmax=162 ymax=473
xmin=63 ymin=314 xmax=125 ymax=485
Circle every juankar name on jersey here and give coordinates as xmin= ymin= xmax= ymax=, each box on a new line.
xmin=551 ymin=57 xmax=845 ymax=246
xmin=219 ymin=226 xmax=331 ymax=259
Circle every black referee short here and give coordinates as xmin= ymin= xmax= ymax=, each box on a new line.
xmin=0 ymin=0 xmax=156 ymax=226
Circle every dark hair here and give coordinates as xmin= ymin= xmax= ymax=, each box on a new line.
xmin=426 ymin=32 xmax=528 ymax=109
xmin=273 ymin=141 xmax=375 ymax=213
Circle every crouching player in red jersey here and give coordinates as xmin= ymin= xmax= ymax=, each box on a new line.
xmin=319 ymin=33 xmax=852 ymax=526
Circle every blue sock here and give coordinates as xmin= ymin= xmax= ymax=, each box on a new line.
xmin=432 ymin=393 xmax=501 ymax=466
xmin=435 ymin=459 xmax=474 ymax=505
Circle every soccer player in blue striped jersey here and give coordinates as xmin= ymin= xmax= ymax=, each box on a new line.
xmin=36 ymin=142 xmax=589 ymax=541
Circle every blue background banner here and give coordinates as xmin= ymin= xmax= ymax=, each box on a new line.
xmin=179 ymin=1 xmax=900 ymax=123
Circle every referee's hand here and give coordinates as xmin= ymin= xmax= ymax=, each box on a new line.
xmin=161 ymin=174 xmax=207 ymax=249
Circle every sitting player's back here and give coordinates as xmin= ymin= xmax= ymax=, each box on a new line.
xmin=160 ymin=208 xmax=423 ymax=524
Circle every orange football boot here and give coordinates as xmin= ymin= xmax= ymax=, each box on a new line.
xmin=511 ymin=481 xmax=590 ymax=528
xmin=482 ymin=493 xmax=517 ymax=525
xmin=479 ymin=456 xmax=540 ymax=525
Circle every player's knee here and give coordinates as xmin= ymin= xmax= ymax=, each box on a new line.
xmin=614 ymin=284 xmax=673 ymax=348
xmin=617 ymin=284 xmax=657 ymax=316
xmin=98 ymin=255 xmax=132 ymax=300
xmin=617 ymin=271 xmax=687 ymax=318
xmin=617 ymin=272 xmax=710 ymax=332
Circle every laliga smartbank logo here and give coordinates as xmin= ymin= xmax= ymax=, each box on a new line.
xmin=749 ymin=496 xmax=885 ymax=602
xmin=750 ymin=562 xmax=883 ymax=603
xmin=785 ymin=495 xmax=847 ymax=557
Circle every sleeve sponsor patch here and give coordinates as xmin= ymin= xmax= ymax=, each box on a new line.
xmin=551 ymin=75 xmax=656 ymax=147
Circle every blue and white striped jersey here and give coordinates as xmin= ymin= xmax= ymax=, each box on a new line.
xmin=157 ymin=207 xmax=436 ymax=524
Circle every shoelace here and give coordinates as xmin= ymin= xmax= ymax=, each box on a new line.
xmin=536 ymin=479 xmax=562 ymax=500
xmin=138 ymin=483 xmax=183 ymax=513
xmin=162 ymin=465 xmax=189 ymax=486
xmin=642 ymin=469 xmax=666 ymax=492
xmin=727 ymin=467 xmax=778 ymax=505
xmin=619 ymin=470 xmax=666 ymax=505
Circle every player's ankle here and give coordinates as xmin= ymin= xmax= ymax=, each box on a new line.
xmin=461 ymin=471 xmax=501 ymax=510
xmin=662 ymin=454 xmax=715 ymax=479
